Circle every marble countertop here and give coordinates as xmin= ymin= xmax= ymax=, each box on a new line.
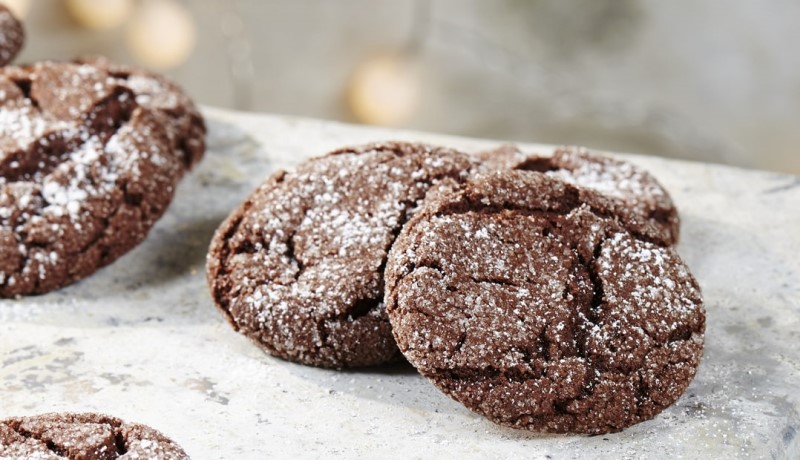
xmin=1 ymin=107 xmax=798 ymax=459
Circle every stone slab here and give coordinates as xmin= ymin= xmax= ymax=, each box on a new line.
xmin=1 ymin=107 xmax=798 ymax=459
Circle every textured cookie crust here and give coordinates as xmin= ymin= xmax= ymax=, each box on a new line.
xmin=479 ymin=145 xmax=680 ymax=245
xmin=0 ymin=60 xmax=205 ymax=297
xmin=385 ymin=171 xmax=705 ymax=434
xmin=0 ymin=413 xmax=188 ymax=459
xmin=75 ymin=56 xmax=205 ymax=167
xmin=207 ymin=142 xmax=475 ymax=368
xmin=0 ymin=5 xmax=23 ymax=66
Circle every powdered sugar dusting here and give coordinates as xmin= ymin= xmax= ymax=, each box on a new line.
xmin=124 ymin=74 xmax=182 ymax=110
xmin=0 ymin=60 xmax=202 ymax=297
xmin=597 ymin=232 xmax=703 ymax=343
xmin=210 ymin=142 xmax=474 ymax=367
xmin=480 ymin=145 xmax=680 ymax=245
xmin=385 ymin=170 xmax=704 ymax=433
xmin=0 ymin=413 xmax=189 ymax=459
xmin=548 ymin=147 xmax=671 ymax=216
xmin=0 ymin=108 xmax=70 ymax=156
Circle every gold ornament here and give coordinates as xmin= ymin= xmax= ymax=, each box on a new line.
xmin=126 ymin=0 xmax=196 ymax=69
xmin=347 ymin=54 xmax=420 ymax=126
xmin=65 ymin=0 xmax=134 ymax=30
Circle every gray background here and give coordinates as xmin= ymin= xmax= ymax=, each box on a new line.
xmin=13 ymin=0 xmax=800 ymax=174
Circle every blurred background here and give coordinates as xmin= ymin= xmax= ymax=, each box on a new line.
xmin=5 ymin=0 xmax=799 ymax=174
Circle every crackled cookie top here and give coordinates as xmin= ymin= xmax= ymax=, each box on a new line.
xmin=385 ymin=171 xmax=704 ymax=434
xmin=479 ymin=145 xmax=680 ymax=245
xmin=0 ymin=4 xmax=23 ymax=66
xmin=207 ymin=142 xmax=475 ymax=368
xmin=0 ymin=413 xmax=188 ymax=459
xmin=0 ymin=61 xmax=205 ymax=297
xmin=75 ymin=56 xmax=205 ymax=167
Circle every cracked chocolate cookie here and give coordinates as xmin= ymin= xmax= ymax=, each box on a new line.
xmin=479 ymin=145 xmax=680 ymax=245
xmin=207 ymin=142 xmax=475 ymax=368
xmin=0 ymin=4 xmax=23 ymax=67
xmin=385 ymin=171 xmax=705 ymax=434
xmin=0 ymin=60 xmax=205 ymax=297
xmin=0 ymin=412 xmax=188 ymax=459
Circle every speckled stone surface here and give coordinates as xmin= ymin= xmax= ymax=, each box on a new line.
xmin=1 ymin=107 xmax=798 ymax=459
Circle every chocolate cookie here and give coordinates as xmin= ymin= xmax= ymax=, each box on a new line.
xmin=479 ymin=145 xmax=680 ymax=245
xmin=0 ymin=4 xmax=23 ymax=67
xmin=0 ymin=412 xmax=188 ymax=459
xmin=0 ymin=60 xmax=205 ymax=297
xmin=207 ymin=142 xmax=475 ymax=368
xmin=385 ymin=171 xmax=705 ymax=434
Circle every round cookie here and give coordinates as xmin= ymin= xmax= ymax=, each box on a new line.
xmin=0 ymin=412 xmax=188 ymax=459
xmin=207 ymin=142 xmax=475 ymax=368
xmin=385 ymin=171 xmax=705 ymax=434
xmin=0 ymin=4 xmax=23 ymax=66
xmin=0 ymin=60 xmax=205 ymax=297
xmin=479 ymin=145 xmax=680 ymax=245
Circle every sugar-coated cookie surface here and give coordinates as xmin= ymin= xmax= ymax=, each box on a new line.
xmin=207 ymin=142 xmax=476 ymax=368
xmin=0 ymin=4 xmax=23 ymax=66
xmin=0 ymin=413 xmax=188 ymax=459
xmin=74 ymin=56 xmax=205 ymax=167
xmin=385 ymin=170 xmax=704 ymax=434
xmin=0 ymin=60 xmax=205 ymax=297
xmin=479 ymin=145 xmax=680 ymax=245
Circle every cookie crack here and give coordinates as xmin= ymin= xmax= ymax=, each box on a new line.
xmin=635 ymin=370 xmax=650 ymax=417
xmin=469 ymin=276 xmax=522 ymax=289
xmin=375 ymin=199 xmax=414 ymax=269
xmin=346 ymin=297 xmax=382 ymax=320
xmin=571 ymin=236 xmax=608 ymax=399
xmin=433 ymin=364 xmax=544 ymax=385
xmin=6 ymin=90 xmax=130 ymax=188
xmin=11 ymin=77 xmax=36 ymax=107
xmin=1 ymin=133 xmax=75 ymax=184
xmin=1 ymin=76 xmax=175 ymax=297
xmin=648 ymin=207 xmax=674 ymax=226
xmin=538 ymin=332 xmax=553 ymax=362
xmin=584 ymin=240 xmax=606 ymax=326
xmin=453 ymin=331 xmax=467 ymax=355
xmin=285 ymin=230 xmax=303 ymax=281
xmin=214 ymin=213 xmax=247 ymax=326
xmin=280 ymin=201 xmax=313 ymax=280
xmin=6 ymin=422 xmax=68 ymax=459
xmin=413 ymin=260 xmax=443 ymax=275
xmin=435 ymin=196 xmax=661 ymax=246
xmin=514 ymin=157 xmax=560 ymax=173
xmin=114 ymin=427 xmax=128 ymax=455
xmin=314 ymin=318 xmax=331 ymax=354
